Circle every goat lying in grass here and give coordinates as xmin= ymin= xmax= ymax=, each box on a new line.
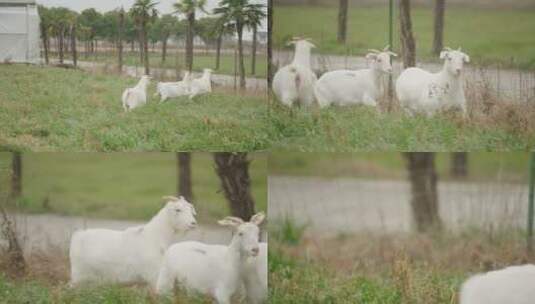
xmin=69 ymin=196 xmax=197 ymax=288
xmin=156 ymin=212 xmax=265 ymax=304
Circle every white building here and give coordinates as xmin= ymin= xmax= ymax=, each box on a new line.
xmin=0 ymin=0 xmax=41 ymax=63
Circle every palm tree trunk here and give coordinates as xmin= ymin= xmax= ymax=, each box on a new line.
xmin=237 ymin=22 xmax=246 ymax=89
xmin=450 ymin=152 xmax=468 ymax=177
xmin=251 ymin=25 xmax=257 ymax=76
xmin=213 ymin=152 xmax=255 ymax=221
xmin=162 ymin=34 xmax=168 ymax=63
xmin=186 ymin=12 xmax=195 ymax=72
xmin=337 ymin=0 xmax=348 ymax=44
xmin=267 ymin=0 xmax=273 ymax=91
xmin=71 ymin=24 xmax=77 ymax=68
xmin=41 ymin=24 xmax=49 ymax=64
xmin=432 ymin=0 xmax=445 ymax=55
xmin=404 ymin=152 xmax=441 ymax=232
xmin=138 ymin=29 xmax=144 ymax=64
xmin=10 ymin=153 xmax=22 ymax=201
xmin=215 ymin=32 xmax=222 ymax=70
xmin=399 ymin=0 xmax=416 ymax=68
xmin=177 ymin=153 xmax=193 ymax=202
xmin=59 ymin=26 xmax=64 ymax=63
xmin=143 ymin=23 xmax=150 ymax=75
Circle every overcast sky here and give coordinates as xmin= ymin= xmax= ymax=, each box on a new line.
xmin=36 ymin=0 xmax=267 ymax=32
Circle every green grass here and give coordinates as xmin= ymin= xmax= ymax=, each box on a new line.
xmin=267 ymin=104 xmax=535 ymax=152
xmin=0 ymin=152 xmax=266 ymax=222
xmin=53 ymin=50 xmax=268 ymax=78
xmin=0 ymin=274 xmax=212 ymax=304
xmin=269 ymin=151 xmax=530 ymax=182
xmin=274 ymin=5 xmax=535 ymax=69
xmin=0 ymin=64 xmax=274 ymax=152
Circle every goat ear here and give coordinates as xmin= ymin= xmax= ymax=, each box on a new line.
xmin=250 ymin=212 xmax=266 ymax=226
xmin=439 ymin=51 xmax=449 ymax=60
xmin=463 ymin=54 xmax=470 ymax=63
xmin=389 ymin=51 xmax=398 ymax=57
xmin=366 ymin=53 xmax=377 ymax=60
xmin=218 ymin=216 xmax=244 ymax=227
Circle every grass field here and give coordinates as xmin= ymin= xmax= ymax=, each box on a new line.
xmin=51 ymin=50 xmax=268 ymax=78
xmin=267 ymin=102 xmax=535 ymax=151
xmin=0 ymin=64 xmax=272 ymax=152
xmin=269 ymin=152 xmax=530 ymax=182
xmin=273 ymin=5 xmax=535 ymax=69
xmin=0 ymin=152 xmax=267 ymax=222
xmin=269 ymin=224 xmax=533 ymax=303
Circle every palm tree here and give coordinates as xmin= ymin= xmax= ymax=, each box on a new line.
xmin=213 ymin=18 xmax=235 ymax=70
xmin=155 ymin=14 xmax=179 ymax=63
xmin=174 ymin=0 xmax=207 ymax=72
xmin=130 ymin=0 xmax=158 ymax=75
xmin=214 ymin=0 xmax=266 ymax=89
xmin=37 ymin=5 xmax=51 ymax=64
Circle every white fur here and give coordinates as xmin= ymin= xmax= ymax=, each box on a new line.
xmin=396 ymin=47 xmax=470 ymax=116
xmin=460 ymin=265 xmax=535 ymax=304
xmin=273 ymin=39 xmax=318 ymax=107
xmin=315 ymin=47 xmax=397 ymax=108
xmin=189 ymin=69 xmax=213 ymax=99
xmin=242 ymin=242 xmax=267 ymax=304
xmin=156 ymin=213 xmax=266 ymax=304
xmin=69 ymin=196 xmax=197 ymax=288
xmin=122 ymin=75 xmax=151 ymax=112
xmin=155 ymin=72 xmax=192 ymax=102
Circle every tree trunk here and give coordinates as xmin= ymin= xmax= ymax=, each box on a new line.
xmin=70 ymin=24 xmax=77 ymax=68
xmin=186 ymin=12 xmax=195 ymax=72
xmin=162 ymin=34 xmax=168 ymax=63
xmin=337 ymin=0 xmax=348 ymax=44
xmin=177 ymin=153 xmax=193 ymax=202
xmin=237 ymin=22 xmax=246 ymax=89
xmin=404 ymin=152 xmax=441 ymax=232
xmin=10 ymin=153 xmax=22 ymax=201
xmin=41 ymin=24 xmax=49 ymax=64
xmin=143 ymin=23 xmax=150 ymax=75
xmin=432 ymin=0 xmax=445 ymax=55
xmin=213 ymin=153 xmax=255 ymax=221
xmin=0 ymin=203 xmax=26 ymax=277
xmin=130 ymin=40 xmax=134 ymax=52
xmin=267 ymin=0 xmax=274 ymax=91
xmin=450 ymin=152 xmax=468 ymax=178
xmin=215 ymin=32 xmax=222 ymax=70
xmin=59 ymin=26 xmax=64 ymax=63
xmin=251 ymin=25 xmax=257 ymax=76
xmin=138 ymin=29 xmax=144 ymax=64
xmin=118 ymin=9 xmax=124 ymax=74
xmin=399 ymin=0 xmax=416 ymax=68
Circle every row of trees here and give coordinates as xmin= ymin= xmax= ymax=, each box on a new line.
xmin=38 ymin=0 xmax=266 ymax=88
xmin=336 ymin=0 xmax=446 ymax=56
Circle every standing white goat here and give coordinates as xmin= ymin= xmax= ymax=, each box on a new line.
xmin=155 ymin=72 xmax=192 ymax=102
xmin=396 ymin=47 xmax=470 ymax=116
xmin=314 ymin=46 xmax=397 ymax=108
xmin=122 ymin=75 xmax=151 ymax=112
xmin=460 ymin=264 xmax=535 ymax=304
xmin=69 ymin=196 xmax=197 ymax=288
xmin=273 ymin=38 xmax=318 ymax=107
xmin=242 ymin=242 xmax=267 ymax=304
xmin=189 ymin=68 xmax=213 ymax=99
xmin=156 ymin=212 xmax=266 ymax=304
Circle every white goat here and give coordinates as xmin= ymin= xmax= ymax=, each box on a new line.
xmin=189 ymin=69 xmax=213 ymax=99
xmin=396 ymin=47 xmax=470 ymax=116
xmin=314 ymin=46 xmax=397 ymax=108
xmin=155 ymin=72 xmax=192 ymax=102
xmin=460 ymin=264 xmax=535 ymax=304
xmin=69 ymin=196 xmax=197 ymax=288
xmin=242 ymin=242 xmax=267 ymax=304
xmin=156 ymin=212 xmax=266 ymax=304
xmin=273 ymin=38 xmax=318 ymax=107
xmin=122 ymin=75 xmax=151 ymax=112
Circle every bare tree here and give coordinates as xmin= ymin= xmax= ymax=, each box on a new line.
xmin=399 ymin=0 xmax=416 ymax=68
xmin=432 ymin=0 xmax=445 ymax=55
xmin=213 ymin=153 xmax=255 ymax=220
xmin=337 ymin=0 xmax=348 ymax=44
xmin=404 ymin=152 xmax=442 ymax=232
xmin=450 ymin=152 xmax=468 ymax=177
xmin=177 ymin=153 xmax=193 ymax=202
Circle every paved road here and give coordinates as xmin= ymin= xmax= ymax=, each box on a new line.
xmin=1 ymin=213 xmax=267 ymax=255
xmin=274 ymin=51 xmax=535 ymax=101
xmin=269 ymin=176 xmax=528 ymax=236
